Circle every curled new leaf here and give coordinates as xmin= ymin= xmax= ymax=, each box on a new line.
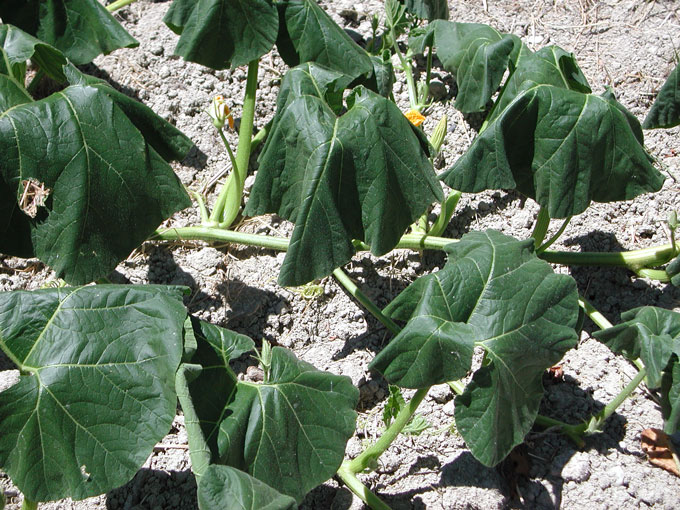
xmin=0 ymin=0 xmax=138 ymax=65
xmin=441 ymin=86 xmax=664 ymax=218
xmin=164 ymin=0 xmax=278 ymax=70
xmin=245 ymin=64 xmax=442 ymax=286
xmin=371 ymin=230 xmax=579 ymax=466
xmin=0 ymin=285 xmax=187 ymax=502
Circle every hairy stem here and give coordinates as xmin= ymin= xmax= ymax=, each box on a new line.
xmin=106 ymin=0 xmax=138 ymax=12
xmin=337 ymin=463 xmax=392 ymax=510
xmin=389 ymin=27 xmax=418 ymax=110
xmin=332 ymin=268 xmax=401 ymax=335
xmin=210 ymin=59 xmax=259 ymax=227
xmin=541 ymin=243 xmax=676 ymax=269
xmin=578 ymin=296 xmax=613 ymax=330
xmin=531 ymin=207 xmax=551 ymax=248
xmin=348 ymin=388 xmax=429 ymax=473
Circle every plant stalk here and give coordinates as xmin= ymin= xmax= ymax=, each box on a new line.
xmin=337 ymin=463 xmax=392 ymax=510
xmin=332 ymin=268 xmax=401 ymax=335
xmin=21 ymin=499 xmax=38 ymax=510
xmin=578 ymin=296 xmax=613 ymax=330
xmin=429 ymin=191 xmax=462 ymax=237
xmin=210 ymin=59 xmax=259 ymax=228
xmin=541 ymin=243 xmax=677 ymax=269
xmin=348 ymin=388 xmax=429 ymax=473
xmin=106 ymin=0 xmax=138 ymax=12
xmin=388 ymin=24 xmax=419 ymax=111
xmin=532 ymin=415 xmax=586 ymax=447
xmin=531 ymin=207 xmax=551 ymax=248
xmin=586 ymin=367 xmax=647 ymax=434
xmin=536 ymin=216 xmax=572 ymax=253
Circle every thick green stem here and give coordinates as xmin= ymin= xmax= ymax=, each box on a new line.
xmin=210 ymin=59 xmax=259 ymax=227
xmin=429 ymin=191 xmax=462 ymax=237
xmin=389 ymin=27 xmax=418 ymax=110
xmin=348 ymin=388 xmax=429 ymax=473
xmin=635 ymin=268 xmax=670 ymax=282
xmin=106 ymin=0 xmax=138 ymax=12
xmin=531 ymin=207 xmax=551 ymax=248
xmin=332 ymin=268 xmax=401 ymax=335
xmin=21 ymin=499 xmax=38 ymax=510
xmin=541 ymin=243 xmax=676 ymax=269
xmin=586 ymin=367 xmax=647 ymax=434
xmin=578 ymin=296 xmax=613 ymax=330
xmin=533 ymin=415 xmax=586 ymax=447
xmin=337 ymin=463 xmax=392 ymax=510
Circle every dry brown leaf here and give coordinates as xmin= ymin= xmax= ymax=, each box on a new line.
xmin=641 ymin=428 xmax=680 ymax=477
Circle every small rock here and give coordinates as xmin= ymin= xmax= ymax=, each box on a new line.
xmin=149 ymin=44 xmax=164 ymax=56
xmin=561 ymin=453 xmax=591 ymax=482
xmin=442 ymin=400 xmax=456 ymax=416
xmin=608 ymin=465 xmax=627 ymax=487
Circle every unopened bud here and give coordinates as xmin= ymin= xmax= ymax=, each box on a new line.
xmin=428 ymin=114 xmax=447 ymax=154
xmin=208 ymin=95 xmax=234 ymax=130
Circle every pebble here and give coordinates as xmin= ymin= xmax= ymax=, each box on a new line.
xmin=561 ymin=453 xmax=591 ymax=482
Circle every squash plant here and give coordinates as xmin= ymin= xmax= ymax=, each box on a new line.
xmin=1 ymin=1 xmax=679 ymax=509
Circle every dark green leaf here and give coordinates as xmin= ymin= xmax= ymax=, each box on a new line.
xmin=664 ymin=363 xmax=680 ymax=434
xmin=0 ymin=74 xmax=32 ymax=113
xmin=668 ymin=255 xmax=680 ymax=287
xmin=0 ymin=285 xmax=187 ymax=502
xmin=371 ymin=230 xmax=578 ymax=466
xmin=245 ymin=66 xmax=442 ymax=286
xmin=0 ymin=0 xmax=137 ymax=65
xmin=431 ymin=21 xmax=521 ymax=113
xmin=277 ymin=0 xmax=373 ymax=79
xmin=364 ymin=52 xmax=395 ymax=97
xmin=0 ymin=85 xmax=191 ymax=283
xmin=164 ymin=0 xmax=278 ymax=70
xmin=0 ymin=24 xmax=67 ymax=83
xmin=441 ymin=85 xmax=664 ymax=218
xmin=408 ymin=24 xmax=436 ymax=55
xmin=401 ymin=0 xmax=449 ymax=21
xmin=198 ymin=465 xmax=297 ymax=510
xmin=643 ymin=63 xmax=680 ymax=129
xmin=180 ymin=321 xmax=358 ymax=503
xmin=63 ymin=64 xmax=194 ymax=162
xmin=594 ymin=307 xmax=680 ymax=389
xmin=487 ymin=45 xmax=591 ymax=124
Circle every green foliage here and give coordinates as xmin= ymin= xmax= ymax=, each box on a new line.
xmin=643 ymin=63 xmax=680 ymax=129
xmin=0 ymin=24 xmax=67 ymax=83
xmin=668 ymin=255 xmax=680 ymax=287
xmin=594 ymin=307 xmax=680 ymax=433
xmin=401 ymin=0 xmax=449 ymax=21
xmin=0 ymin=285 xmax=187 ymax=502
xmin=177 ymin=319 xmax=359 ymax=503
xmin=0 ymin=0 xmax=137 ymax=65
xmin=441 ymin=86 xmax=664 ymax=218
xmin=383 ymin=385 xmax=431 ymax=435
xmin=165 ymin=0 xmax=278 ymax=70
xmin=372 ymin=230 xmax=579 ymax=465
xmin=245 ymin=64 xmax=442 ymax=286
xmin=198 ymin=465 xmax=297 ymax=510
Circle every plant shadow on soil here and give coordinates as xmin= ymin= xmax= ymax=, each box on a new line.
xmin=105 ymin=468 xmax=197 ymax=510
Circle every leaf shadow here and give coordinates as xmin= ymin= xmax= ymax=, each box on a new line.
xmin=105 ymin=468 xmax=197 ymax=510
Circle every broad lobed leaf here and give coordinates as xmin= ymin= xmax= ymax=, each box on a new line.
xmin=0 ymin=0 xmax=137 ymax=65
xmin=178 ymin=319 xmax=359 ymax=503
xmin=245 ymin=63 xmax=442 ymax=286
xmin=0 ymin=285 xmax=187 ymax=502
xmin=371 ymin=230 xmax=579 ymax=466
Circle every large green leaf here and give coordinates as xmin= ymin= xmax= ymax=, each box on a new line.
xmin=486 ymin=45 xmax=591 ymax=124
xmin=63 ymin=64 xmax=194 ymax=162
xmin=198 ymin=465 xmax=297 ymax=510
xmin=0 ymin=24 xmax=67 ymax=83
xmin=428 ymin=21 xmax=521 ymax=113
xmin=668 ymin=254 xmax=680 ymax=287
xmin=643 ymin=63 xmax=680 ymax=129
xmin=178 ymin=320 xmax=358 ymax=503
xmin=164 ymin=0 xmax=278 ymax=70
xmin=0 ymin=0 xmax=137 ymax=65
xmin=0 ymin=285 xmax=187 ymax=502
xmin=275 ymin=0 xmax=373 ymax=79
xmin=401 ymin=0 xmax=449 ymax=21
xmin=594 ymin=307 xmax=680 ymax=390
xmin=371 ymin=230 xmax=579 ymax=466
xmin=244 ymin=64 xmax=443 ymax=286
xmin=0 ymin=85 xmax=191 ymax=283
xmin=441 ymin=85 xmax=664 ymax=218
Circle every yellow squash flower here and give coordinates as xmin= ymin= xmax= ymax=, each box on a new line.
xmin=404 ymin=109 xmax=425 ymax=127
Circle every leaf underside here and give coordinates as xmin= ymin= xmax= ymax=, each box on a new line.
xmin=179 ymin=319 xmax=359 ymax=503
xmin=371 ymin=230 xmax=579 ymax=466
xmin=441 ymin=85 xmax=664 ymax=218
xmin=0 ymin=285 xmax=187 ymax=502
xmin=164 ymin=0 xmax=278 ymax=69
xmin=244 ymin=63 xmax=442 ymax=286
xmin=643 ymin=63 xmax=680 ymax=129
xmin=0 ymin=85 xmax=191 ymax=284
xmin=0 ymin=0 xmax=137 ymax=65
